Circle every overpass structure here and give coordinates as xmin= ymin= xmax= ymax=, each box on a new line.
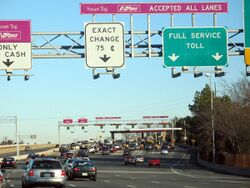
xmin=57 ymin=116 xmax=182 ymax=146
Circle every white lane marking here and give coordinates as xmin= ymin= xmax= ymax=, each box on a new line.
xmin=184 ymin=186 xmax=196 ymax=188
xmin=115 ymin=174 xmax=121 ymax=177
xmin=127 ymin=185 xmax=136 ymax=188
xmin=152 ymin=181 xmax=160 ymax=184
xmin=10 ymin=184 xmax=15 ymax=187
xmin=68 ymin=184 xmax=77 ymax=187
xmin=129 ymin=177 xmax=136 ymax=180
xmin=98 ymin=170 xmax=173 ymax=174
xmin=104 ymin=180 xmax=111 ymax=183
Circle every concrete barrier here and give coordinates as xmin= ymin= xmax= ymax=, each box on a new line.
xmin=0 ymin=148 xmax=56 ymax=161
xmin=0 ymin=144 xmax=55 ymax=155
xmin=198 ymin=158 xmax=250 ymax=177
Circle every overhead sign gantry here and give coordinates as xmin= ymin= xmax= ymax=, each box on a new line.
xmin=2 ymin=1 xmax=247 ymax=80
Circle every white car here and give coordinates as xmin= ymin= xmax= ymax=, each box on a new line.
xmin=88 ymin=147 xmax=96 ymax=154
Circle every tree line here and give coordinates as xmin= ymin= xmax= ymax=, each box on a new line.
xmin=175 ymin=74 xmax=250 ymax=161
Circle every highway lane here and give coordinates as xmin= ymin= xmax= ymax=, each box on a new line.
xmin=2 ymin=147 xmax=250 ymax=188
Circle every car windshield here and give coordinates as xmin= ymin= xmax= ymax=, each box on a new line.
xmin=32 ymin=160 xmax=62 ymax=169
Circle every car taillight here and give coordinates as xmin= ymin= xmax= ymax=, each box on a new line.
xmin=61 ymin=170 xmax=66 ymax=176
xmin=90 ymin=167 xmax=96 ymax=172
xmin=73 ymin=167 xmax=80 ymax=172
xmin=28 ymin=170 xmax=34 ymax=177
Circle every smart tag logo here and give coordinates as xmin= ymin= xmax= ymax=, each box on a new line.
xmin=0 ymin=31 xmax=21 ymax=40
xmin=118 ymin=5 xmax=141 ymax=13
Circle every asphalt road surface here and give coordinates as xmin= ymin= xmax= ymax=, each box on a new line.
xmin=2 ymin=147 xmax=250 ymax=188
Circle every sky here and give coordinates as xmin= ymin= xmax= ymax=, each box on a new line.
xmin=0 ymin=0 xmax=247 ymax=144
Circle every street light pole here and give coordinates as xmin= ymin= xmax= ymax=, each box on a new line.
xmin=206 ymin=74 xmax=215 ymax=163
xmin=15 ymin=115 xmax=20 ymax=157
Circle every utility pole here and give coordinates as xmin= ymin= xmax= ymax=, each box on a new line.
xmin=205 ymin=74 xmax=215 ymax=163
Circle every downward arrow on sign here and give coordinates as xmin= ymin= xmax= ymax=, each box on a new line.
xmin=168 ymin=53 xmax=180 ymax=62
xmin=2 ymin=59 xmax=14 ymax=67
xmin=100 ymin=55 xmax=111 ymax=63
xmin=212 ymin=53 xmax=223 ymax=61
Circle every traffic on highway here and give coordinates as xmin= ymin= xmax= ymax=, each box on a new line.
xmin=0 ymin=140 xmax=249 ymax=188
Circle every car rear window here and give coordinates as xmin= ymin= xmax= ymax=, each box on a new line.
xmin=32 ymin=160 xmax=62 ymax=169
xmin=3 ymin=158 xmax=14 ymax=161
xmin=75 ymin=161 xmax=93 ymax=167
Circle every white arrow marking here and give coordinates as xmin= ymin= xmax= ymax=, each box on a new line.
xmin=168 ymin=53 xmax=180 ymax=62
xmin=212 ymin=53 xmax=223 ymax=61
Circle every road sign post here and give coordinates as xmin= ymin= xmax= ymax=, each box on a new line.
xmin=85 ymin=22 xmax=125 ymax=68
xmin=163 ymin=27 xmax=228 ymax=67
xmin=0 ymin=20 xmax=32 ymax=70
xmin=244 ymin=0 xmax=250 ymax=65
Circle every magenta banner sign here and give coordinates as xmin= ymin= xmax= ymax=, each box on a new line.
xmin=0 ymin=20 xmax=31 ymax=43
xmin=80 ymin=2 xmax=228 ymax=14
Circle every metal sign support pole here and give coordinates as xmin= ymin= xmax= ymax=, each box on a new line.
xmin=130 ymin=14 xmax=134 ymax=58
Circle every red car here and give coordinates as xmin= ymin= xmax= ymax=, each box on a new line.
xmin=148 ymin=158 xmax=160 ymax=167
xmin=1 ymin=157 xmax=16 ymax=168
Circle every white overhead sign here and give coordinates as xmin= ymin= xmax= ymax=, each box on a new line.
xmin=0 ymin=43 xmax=32 ymax=70
xmin=0 ymin=20 xmax=32 ymax=70
xmin=85 ymin=22 xmax=125 ymax=68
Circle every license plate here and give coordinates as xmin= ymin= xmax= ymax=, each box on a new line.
xmin=81 ymin=173 xmax=88 ymax=176
xmin=41 ymin=172 xmax=52 ymax=177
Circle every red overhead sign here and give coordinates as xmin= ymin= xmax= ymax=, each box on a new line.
xmin=80 ymin=2 xmax=228 ymax=14
xmin=63 ymin=119 xmax=73 ymax=124
xmin=143 ymin=116 xmax=168 ymax=119
xmin=78 ymin=118 xmax=88 ymax=124
xmin=0 ymin=20 xmax=31 ymax=43
xmin=96 ymin=117 xmax=121 ymax=120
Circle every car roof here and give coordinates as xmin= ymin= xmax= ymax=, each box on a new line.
xmin=33 ymin=157 xmax=59 ymax=161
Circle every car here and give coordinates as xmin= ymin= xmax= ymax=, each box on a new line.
xmin=25 ymin=153 xmax=39 ymax=165
xmin=1 ymin=157 xmax=16 ymax=168
xmin=65 ymin=151 xmax=74 ymax=159
xmin=0 ymin=170 xmax=6 ymax=188
xmin=123 ymin=149 xmax=131 ymax=156
xmin=148 ymin=158 xmax=160 ymax=167
xmin=88 ymin=147 xmax=96 ymax=154
xmin=160 ymin=145 xmax=169 ymax=155
xmin=77 ymin=148 xmax=89 ymax=157
xmin=25 ymin=146 xmax=31 ymax=151
xmin=67 ymin=159 xmax=97 ymax=181
xmin=64 ymin=158 xmax=75 ymax=176
xmin=124 ymin=155 xmax=144 ymax=165
xmin=21 ymin=158 xmax=67 ymax=188
xmin=101 ymin=146 xmax=110 ymax=155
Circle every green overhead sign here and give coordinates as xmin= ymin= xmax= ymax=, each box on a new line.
xmin=163 ymin=27 xmax=228 ymax=67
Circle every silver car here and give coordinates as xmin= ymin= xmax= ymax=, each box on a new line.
xmin=22 ymin=158 xmax=67 ymax=188
xmin=0 ymin=170 xmax=6 ymax=188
